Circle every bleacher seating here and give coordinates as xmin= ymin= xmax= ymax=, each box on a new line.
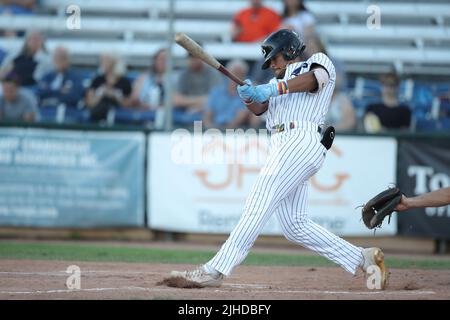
xmin=112 ymin=108 xmax=156 ymax=126
xmin=1 ymin=0 xmax=450 ymax=131
xmin=39 ymin=0 xmax=450 ymax=22
xmin=0 ymin=0 xmax=449 ymax=74
xmin=416 ymin=117 xmax=450 ymax=131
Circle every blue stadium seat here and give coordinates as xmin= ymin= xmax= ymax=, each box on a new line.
xmin=39 ymin=106 xmax=58 ymax=123
xmin=411 ymin=83 xmax=433 ymax=109
xmin=64 ymin=107 xmax=90 ymax=123
xmin=126 ymin=71 xmax=140 ymax=83
xmin=439 ymin=100 xmax=450 ymax=116
xmin=173 ymin=109 xmax=202 ymax=125
xmin=362 ymin=79 xmax=382 ymax=97
xmin=346 ymin=78 xmax=356 ymax=91
xmin=441 ymin=118 xmax=450 ymax=129
xmin=432 ymin=82 xmax=450 ymax=97
xmin=416 ymin=117 xmax=450 ymax=131
xmin=114 ymin=107 xmax=156 ymax=124
xmin=75 ymin=69 xmax=97 ymax=90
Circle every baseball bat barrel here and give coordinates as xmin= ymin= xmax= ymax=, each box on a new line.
xmin=174 ymin=32 xmax=246 ymax=86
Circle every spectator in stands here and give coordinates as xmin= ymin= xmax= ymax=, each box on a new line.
xmin=0 ymin=30 xmax=53 ymax=87
xmin=282 ymin=0 xmax=316 ymax=41
xmin=436 ymin=87 xmax=450 ymax=119
xmin=250 ymin=0 xmax=316 ymax=86
xmin=0 ymin=0 xmax=36 ymax=13
xmin=0 ymin=47 xmax=6 ymax=65
xmin=363 ymin=72 xmax=411 ymax=133
xmin=0 ymin=46 xmax=8 ymax=96
xmin=203 ymin=60 xmax=250 ymax=129
xmin=36 ymin=46 xmax=83 ymax=108
xmin=326 ymin=74 xmax=357 ymax=131
xmin=129 ymin=48 xmax=167 ymax=110
xmin=0 ymin=0 xmax=37 ymax=37
xmin=173 ymin=51 xmax=221 ymax=125
xmin=85 ymin=52 xmax=131 ymax=122
xmin=0 ymin=72 xmax=39 ymax=122
xmin=231 ymin=0 xmax=281 ymax=42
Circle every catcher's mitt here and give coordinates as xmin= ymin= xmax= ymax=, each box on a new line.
xmin=362 ymin=187 xmax=402 ymax=229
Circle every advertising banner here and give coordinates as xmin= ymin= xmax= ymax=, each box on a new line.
xmin=398 ymin=140 xmax=450 ymax=239
xmin=148 ymin=130 xmax=397 ymax=236
xmin=0 ymin=128 xmax=145 ymax=227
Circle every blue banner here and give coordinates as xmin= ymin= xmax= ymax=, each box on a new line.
xmin=0 ymin=128 xmax=145 ymax=227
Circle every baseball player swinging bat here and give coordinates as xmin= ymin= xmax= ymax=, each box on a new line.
xmin=174 ymin=32 xmax=245 ymax=86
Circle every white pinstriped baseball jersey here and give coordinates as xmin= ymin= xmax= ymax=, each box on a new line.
xmin=265 ymin=52 xmax=336 ymax=130
xmin=205 ymin=51 xmax=364 ymax=278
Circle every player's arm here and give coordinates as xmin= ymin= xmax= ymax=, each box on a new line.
xmin=243 ymin=101 xmax=269 ymax=116
xmin=236 ymin=79 xmax=269 ymax=116
xmin=250 ymin=65 xmax=329 ymax=104
xmin=285 ymin=65 xmax=326 ymax=93
xmin=395 ymin=187 xmax=450 ymax=211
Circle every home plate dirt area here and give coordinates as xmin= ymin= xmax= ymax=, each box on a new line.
xmin=0 ymin=260 xmax=449 ymax=300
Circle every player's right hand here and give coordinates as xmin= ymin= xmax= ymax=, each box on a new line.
xmin=237 ymin=79 xmax=256 ymax=103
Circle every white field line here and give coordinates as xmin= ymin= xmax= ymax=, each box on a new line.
xmin=0 ymin=285 xmax=436 ymax=296
xmin=230 ymin=289 xmax=436 ymax=296
xmin=0 ymin=271 xmax=438 ymax=296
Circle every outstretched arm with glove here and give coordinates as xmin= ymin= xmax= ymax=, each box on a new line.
xmin=362 ymin=187 xmax=403 ymax=229
xmin=361 ymin=186 xmax=450 ymax=229
xmin=395 ymin=187 xmax=450 ymax=211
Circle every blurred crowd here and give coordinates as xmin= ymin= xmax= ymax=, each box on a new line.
xmin=0 ymin=0 xmax=448 ymax=132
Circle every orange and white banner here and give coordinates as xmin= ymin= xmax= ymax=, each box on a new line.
xmin=148 ymin=131 xmax=397 ymax=236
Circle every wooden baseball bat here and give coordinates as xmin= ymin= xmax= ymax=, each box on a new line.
xmin=174 ymin=32 xmax=245 ymax=86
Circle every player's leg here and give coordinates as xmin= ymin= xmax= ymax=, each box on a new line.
xmin=170 ymin=130 xmax=323 ymax=286
xmin=205 ymin=130 xmax=326 ymax=276
xmin=275 ymin=182 xmax=363 ymax=274
xmin=276 ymin=176 xmax=387 ymax=288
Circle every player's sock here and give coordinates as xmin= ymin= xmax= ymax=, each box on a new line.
xmin=203 ymin=264 xmax=222 ymax=278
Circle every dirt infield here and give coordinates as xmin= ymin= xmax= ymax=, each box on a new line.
xmin=0 ymin=259 xmax=449 ymax=300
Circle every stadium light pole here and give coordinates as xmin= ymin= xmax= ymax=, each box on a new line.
xmin=163 ymin=0 xmax=175 ymax=131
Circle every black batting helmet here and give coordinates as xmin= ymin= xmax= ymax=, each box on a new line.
xmin=261 ymin=29 xmax=306 ymax=70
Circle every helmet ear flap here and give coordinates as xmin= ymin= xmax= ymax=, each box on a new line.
xmin=298 ymin=44 xmax=306 ymax=56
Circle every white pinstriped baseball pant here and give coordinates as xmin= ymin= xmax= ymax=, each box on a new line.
xmin=206 ymin=124 xmax=364 ymax=277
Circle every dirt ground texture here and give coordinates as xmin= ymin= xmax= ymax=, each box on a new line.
xmin=0 ymin=259 xmax=449 ymax=300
